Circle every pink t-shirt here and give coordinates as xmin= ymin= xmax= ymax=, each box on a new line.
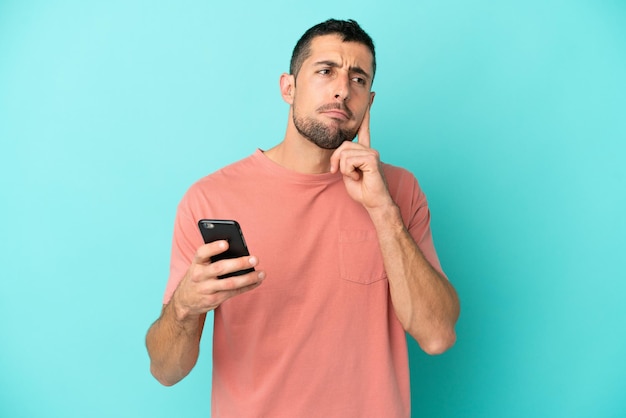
xmin=164 ymin=149 xmax=444 ymax=417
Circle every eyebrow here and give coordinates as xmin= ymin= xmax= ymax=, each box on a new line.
xmin=314 ymin=60 xmax=371 ymax=81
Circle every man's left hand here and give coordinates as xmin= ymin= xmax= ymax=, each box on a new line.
xmin=329 ymin=105 xmax=394 ymax=211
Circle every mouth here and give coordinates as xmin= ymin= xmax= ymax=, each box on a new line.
xmin=322 ymin=110 xmax=349 ymax=120
xmin=318 ymin=104 xmax=352 ymax=121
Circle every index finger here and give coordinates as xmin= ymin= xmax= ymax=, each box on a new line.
xmin=194 ymin=240 xmax=228 ymax=264
xmin=357 ymin=103 xmax=371 ymax=148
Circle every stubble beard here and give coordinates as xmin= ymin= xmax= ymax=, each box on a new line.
xmin=293 ymin=109 xmax=357 ymax=150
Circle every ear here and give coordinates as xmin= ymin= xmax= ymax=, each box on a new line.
xmin=280 ymin=73 xmax=296 ymax=105
xmin=369 ymin=91 xmax=376 ymax=107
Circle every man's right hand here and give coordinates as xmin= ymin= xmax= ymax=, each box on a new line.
xmin=171 ymin=240 xmax=265 ymax=321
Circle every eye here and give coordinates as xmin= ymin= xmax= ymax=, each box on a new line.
xmin=318 ymin=69 xmax=331 ymax=76
xmin=352 ymin=77 xmax=367 ymax=86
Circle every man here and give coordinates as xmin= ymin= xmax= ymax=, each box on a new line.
xmin=146 ymin=19 xmax=459 ymax=417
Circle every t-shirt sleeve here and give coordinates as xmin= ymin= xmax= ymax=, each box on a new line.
xmin=387 ymin=166 xmax=447 ymax=278
xmin=162 ymin=187 xmax=205 ymax=304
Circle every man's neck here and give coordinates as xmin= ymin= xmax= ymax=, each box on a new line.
xmin=264 ymin=125 xmax=334 ymax=174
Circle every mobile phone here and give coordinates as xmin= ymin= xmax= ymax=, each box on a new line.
xmin=197 ymin=219 xmax=255 ymax=279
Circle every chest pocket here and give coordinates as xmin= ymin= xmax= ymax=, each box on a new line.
xmin=339 ymin=229 xmax=387 ymax=285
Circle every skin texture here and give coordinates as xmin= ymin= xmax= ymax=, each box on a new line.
xmin=146 ymin=34 xmax=460 ymax=386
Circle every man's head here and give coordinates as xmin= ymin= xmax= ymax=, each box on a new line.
xmin=282 ymin=19 xmax=376 ymax=150
xmin=290 ymin=19 xmax=376 ymax=83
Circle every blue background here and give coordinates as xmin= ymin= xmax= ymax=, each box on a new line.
xmin=1 ymin=1 xmax=625 ymax=417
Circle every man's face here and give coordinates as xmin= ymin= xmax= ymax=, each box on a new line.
xmin=289 ymin=35 xmax=375 ymax=150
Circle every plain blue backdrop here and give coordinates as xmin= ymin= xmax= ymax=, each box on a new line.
xmin=1 ymin=1 xmax=625 ymax=417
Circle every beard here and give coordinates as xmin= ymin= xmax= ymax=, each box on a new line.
xmin=293 ymin=105 xmax=357 ymax=150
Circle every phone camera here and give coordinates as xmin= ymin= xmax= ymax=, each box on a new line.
xmin=203 ymin=222 xmax=215 ymax=229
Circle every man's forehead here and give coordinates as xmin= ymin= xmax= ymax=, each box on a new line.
xmin=306 ymin=35 xmax=373 ymax=70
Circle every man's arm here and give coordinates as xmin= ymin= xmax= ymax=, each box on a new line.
xmin=330 ymin=105 xmax=459 ymax=355
xmin=146 ymin=240 xmax=265 ymax=386
xmin=367 ymin=202 xmax=459 ymax=354
xmin=146 ymin=304 xmax=206 ymax=386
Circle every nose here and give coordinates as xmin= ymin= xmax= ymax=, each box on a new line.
xmin=333 ymin=73 xmax=351 ymax=101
